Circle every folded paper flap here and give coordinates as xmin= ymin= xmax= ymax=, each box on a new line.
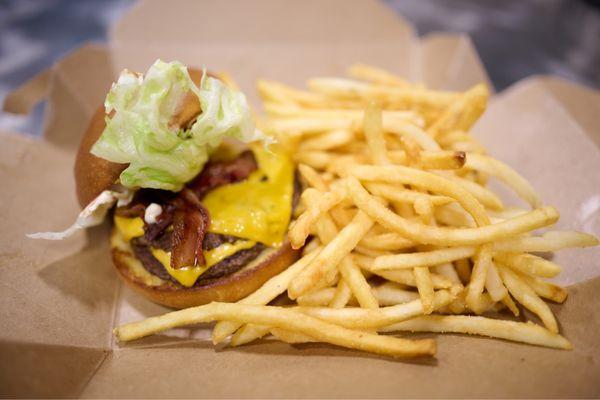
xmin=2 ymin=0 xmax=600 ymax=396
xmin=420 ymin=33 xmax=493 ymax=92
xmin=43 ymin=43 xmax=115 ymax=150
xmin=0 ymin=131 xmax=118 ymax=349
xmin=529 ymin=75 xmax=600 ymax=149
xmin=111 ymin=0 xmax=415 ymax=46
xmin=472 ymin=77 xmax=600 ymax=286
xmin=0 ymin=341 xmax=108 ymax=398
xmin=2 ymin=68 xmax=53 ymax=115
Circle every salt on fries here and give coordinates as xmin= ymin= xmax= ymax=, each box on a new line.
xmin=114 ymin=64 xmax=598 ymax=359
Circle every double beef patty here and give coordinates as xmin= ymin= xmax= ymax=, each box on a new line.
xmin=131 ymin=232 xmax=265 ymax=287
xmin=124 ymin=150 xmax=300 ymax=288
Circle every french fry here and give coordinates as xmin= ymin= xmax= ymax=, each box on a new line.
xmin=353 ymin=245 xmax=391 ymax=258
xmin=329 ymin=206 xmax=357 ymax=227
xmin=413 ymin=267 xmax=435 ymax=314
xmin=517 ymin=273 xmax=568 ymax=303
xmin=494 ymin=230 xmax=599 ymax=253
xmin=288 ymin=211 xmax=374 ymax=299
xmin=270 ymin=327 xmax=316 ymax=344
xmin=384 ymin=121 xmax=441 ymax=151
xmin=494 ymin=252 xmax=562 ymax=278
xmin=329 ymin=279 xmax=353 ymax=308
xmin=358 ymin=232 xmax=414 ymax=251
xmin=373 ymin=246 xmax=476 ymax=270
xmin=388 ymin=150 xmax=466 ymax=170
xmin=427 ymin=84 xmax=488 ymax=138
xmin=295 ymin=150 xmax=337 ymax=170
xmin=347 ymin=166 xmax=490 ymax=226
xmin=298 ymin=290 xmax=454 ymax=328
xmin=497 ymin=264 xmax=558 ymax=333
xmin=381 ymin=269 xmax=453 ymax=289
xmin=502 ymin=295 xmax=520 ymax=317
xmin=307 ymin=77 xmax=458 ymax=109
xmin=302 ymin=237 xmax=321 ymax=255
xmin=433 ymin=263 xmax=463 ymax=285
xmin=413 ymin=195 xmax=433 ymax=221
xmin=366 ymin=183 xmax=454 ymax=206
xmin=363 ymin=101 xmax=390 ymax=165
xmin=347 ymin=176 xmax=559 ymax=246
xmin=356 ymin=255 xmax=454 ymax=289
xmin=434 ymin=203 xmax=476 ymax=228
xmin=465 ymin=153 xmax=541 ymax=208
xmin=297 ymin=287 xmax=338 ymax=306
xmin=265 ymin=102 xmax=418 ymax=122
xmin=289 ymin=186 xmax=346 ymax=249
xmin=266 ymin=117 xmax=356 ymax=137
xmin=211 ymin=247 xmax=321 ymax=344
xmin=230 ymin=324 xmax=271 ymax=347
xmin=298 ymin=164 xmax=329 ymax=191
xmin=381 ymin=315 xmax=571 ymax=350
xmin=437 ymin=172 xmax=504 ymax=211
xmin=347 ymin=63 xmax=409 ymax=87
xmin=116 ymin=302 xmax=437 ymax=358
xmin=372 ymin=282 xmax=420 ymax=305
xmin=298 ymin=129 xmax=354 ymax=151
xmin=339 ymin=257 xmax=379 ymax=309
xmin=258 ymin=80 xmax=363 ymax=108
xmin=484 ymin=261 xmax=508 ymax=302
xmin=303 ymin=189 xmax=379 ymax=309
xmin=398 ymin=135 xmax=422 ymax=166
xmin=299 ymin=282 xmax=423 ymax=307
xmin=465 ymin=245 xmax=492 ymax=314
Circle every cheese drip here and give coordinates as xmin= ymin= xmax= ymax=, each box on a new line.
xmin=202 ymin=145 xmax=294 ymax=246
xmin=151 ymin=240 xmax=256 ymax=287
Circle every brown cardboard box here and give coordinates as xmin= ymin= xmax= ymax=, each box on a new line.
xmin=1 ymin=0 xmax=599 ymax=397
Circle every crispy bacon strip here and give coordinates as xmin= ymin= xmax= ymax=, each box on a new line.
xmin=170 ymin=190 xmax=210 ymax=269
xmin=188 ymin=150 xmax=258 ymax=198
xmin=114 ymin=203 xmax=145 ymax=218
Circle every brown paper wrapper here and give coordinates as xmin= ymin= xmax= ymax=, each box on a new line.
xmin=1 ymin=0 xmax=598 ymax=397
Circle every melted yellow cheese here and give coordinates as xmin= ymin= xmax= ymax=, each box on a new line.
xmin=150 ymin=240 xmax=256 ymax=287
xmin=114 ymin=216 xmax=144 ymax=241
xmin=113 ymin=145 xmax=293 ymax=287
xmin=202 ymin=145 xmax=294 ymax=246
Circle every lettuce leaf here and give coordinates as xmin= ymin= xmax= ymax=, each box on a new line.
xmin=91 ymin=60 xmax=264 ymax=191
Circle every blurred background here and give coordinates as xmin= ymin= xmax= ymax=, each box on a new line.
xmin=1 ymin=0 xmax=599 ymax=136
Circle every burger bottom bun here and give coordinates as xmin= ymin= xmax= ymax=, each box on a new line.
xmin=110 ymin=228 xmax=301 ymax=309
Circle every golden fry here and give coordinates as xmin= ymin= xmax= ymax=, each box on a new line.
xmin=495 ymin=252 xmax=562 ymax=278
xmin=211 ymin=247 xmax=321 ymax=344
xmin=116 ymin=302 xmax=436 ymax=358
xmin=288 ymin=211 xmax=374 ymax=298
xmin=347 ymin=176 xmax=559 ymax=246
xmin=498 ymin=265 xmax=558 ymax=333
xmin=381 ymin=315 xmax=571 ymax=349
xmin=373 ymin=246 xmax=476 ymax=270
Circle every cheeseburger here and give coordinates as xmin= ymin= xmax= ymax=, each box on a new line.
xmin=30 ymin=60 xmax=300 ymax=308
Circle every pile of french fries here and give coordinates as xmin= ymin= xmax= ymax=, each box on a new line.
xmin=114 ymin=64 xmax=598 ymax=359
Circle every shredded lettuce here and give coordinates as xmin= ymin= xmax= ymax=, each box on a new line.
xmin=91 ymin=60 xmax=265 ymax=191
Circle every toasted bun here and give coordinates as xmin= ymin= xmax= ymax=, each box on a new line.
xmin=111 ymin=228 xmax=300 ymax=309
xmin=74 ymin=68 xmax=206 ymax=208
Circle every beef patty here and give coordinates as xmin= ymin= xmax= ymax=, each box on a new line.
xmin=131 ymin=233 xmax=265 ymax=286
